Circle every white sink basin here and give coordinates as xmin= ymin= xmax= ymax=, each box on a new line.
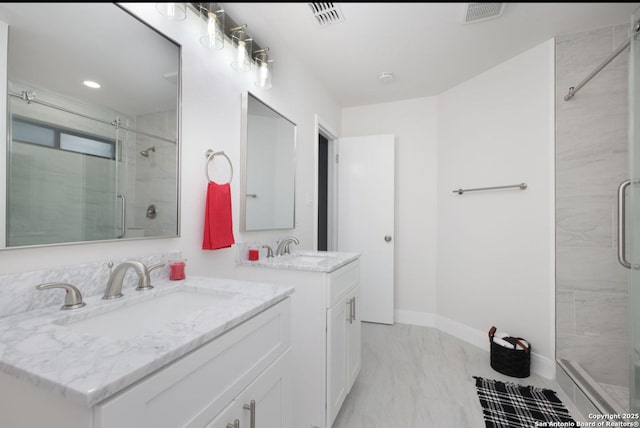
xmin=59 ymin=289 xmax=235 ymax=341
xmin=289 ymin=255 xmax=330 ymax=264
xmin=287 ymin=252 xmax=336 ymax=264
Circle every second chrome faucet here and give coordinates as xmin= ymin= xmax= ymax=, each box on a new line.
xmin=103 ymin=260 xmax=159 ymax=300
xmin=275 ymin=237 xmax=299 ymax=256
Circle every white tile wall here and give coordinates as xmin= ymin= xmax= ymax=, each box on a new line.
xmin=555 ymin=24 xmax=630 ymax=391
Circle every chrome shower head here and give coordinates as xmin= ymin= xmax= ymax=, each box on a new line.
xmin=140 ymin=146 xmax=156 ymax=157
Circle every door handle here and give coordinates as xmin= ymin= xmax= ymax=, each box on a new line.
xmin=117 ymin=194 xmax=126 ymax=239
xmin=351 ymin=297 xmax=356 ymax=322
xmin=243 ymin=400 xmax=256 ymax=428
xmin=618 ymin=179 xmax=631 ymax=269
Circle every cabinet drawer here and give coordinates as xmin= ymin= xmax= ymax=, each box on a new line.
xmin=95 ymin=298 xmax=291 ymax=428
xmin=326 ymin=260 xmax=359 ymax=308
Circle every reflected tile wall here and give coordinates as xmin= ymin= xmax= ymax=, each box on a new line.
xmin=133 ymin=110 xmax=178 ymax=238
xmin=556 ymin=25 xmax=630 ymax=389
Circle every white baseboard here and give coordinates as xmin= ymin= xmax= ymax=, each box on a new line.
xmin=394 ymin=310 xmax=555 ymax=380
xmin=394 ymin=309 xmax=436 ymax=327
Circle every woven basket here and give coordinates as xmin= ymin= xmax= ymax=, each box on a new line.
xmin=488 ymin=326 xmax=531 ymax=378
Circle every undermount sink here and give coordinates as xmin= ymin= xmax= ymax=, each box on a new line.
xmin=58 ymin=288 xmax=235 ymax=341
xmin=287 ymin=252 xmax=337 ymax=264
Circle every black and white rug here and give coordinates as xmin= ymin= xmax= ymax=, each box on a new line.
xmin=474 ymin=376 xmax=576 ymax=428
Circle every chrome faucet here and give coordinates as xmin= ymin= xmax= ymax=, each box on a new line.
xmin=263 ymin=245 xmax=275 ymax=258
xmin=36 ymin=282 xmax=86 ymax=310
xmin=276 ymin=237 xmax=299 ymax=256
xmin=145 ymin=262 xmax=166 ymax=287
xmin=103 ymin=260 xmax=150 ymax=300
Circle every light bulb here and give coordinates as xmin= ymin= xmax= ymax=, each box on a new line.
xmin=238 ymin=41 xmax=247 ymax=66
xmin=167 ymin=3 xmax=177 ymax=18
xmin=259 ymin=62 xmax=269 ymax=86
xmin=230 ymin=28 xmax=252 ymax=72
xmin=206 ymin=12 xmax=217 ymax=39
xmin=254 ymin=52 xmax=272 ymax=89
xmin=156 ymin=2 xmax=186 ymax=21
xmin=199 ymin=7 xmax=224 ymax=49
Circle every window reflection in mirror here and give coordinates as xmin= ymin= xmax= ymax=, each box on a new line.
xmin=1 ymin=3 xmax=180 ymax=248
xmin=241 ymin=93 xmax=296 ymax=232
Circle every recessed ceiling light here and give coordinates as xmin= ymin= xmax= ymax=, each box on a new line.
xmin=83 ymin=80 xmax=101 ymax=89
xmin=378 ymin=72 xmax=395 ymax=83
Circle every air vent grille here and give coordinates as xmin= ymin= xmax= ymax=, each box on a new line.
xmin=308 ymin=3 xmax=345 ymax=27
xmin=463 ymin=3 xmax=505 ymax=24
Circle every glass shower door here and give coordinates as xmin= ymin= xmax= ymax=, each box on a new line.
xmin=630 ymin=6 xmax=640 ymax=413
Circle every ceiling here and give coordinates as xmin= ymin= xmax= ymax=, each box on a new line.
xmin=222 ymin=2 xmax=640 ymax=107
xmin=0 ymin=3 xmax=179 ymax=117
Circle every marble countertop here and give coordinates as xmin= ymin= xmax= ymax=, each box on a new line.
xmin=238 ymin=250 xmax=360 ymax=273
xmin=0 ymin=277 xmax=294 ymax=407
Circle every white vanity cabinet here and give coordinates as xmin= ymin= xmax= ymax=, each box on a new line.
xmin=0 ymin=297 xmax=292 ymax=428
xmin=327 ymin=285 xmax=361 ymax=426
xmin=204 ymin=350 xmax=291 ymax=428
xmin=236 ymin=256 xmax=361 ymax=428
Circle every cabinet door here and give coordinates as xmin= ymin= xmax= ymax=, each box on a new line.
xmin=204 ymin=401 xmax=242 ymax=428
xmin=326 ymin=296 xmax=349 ymax=427
xmin=237 ymin=350 xmax=292 ymax=428
xmin=347 ymin=286 xmax=361 ymax=391
xmin=95 ymin=300 xmax=291 ymax=428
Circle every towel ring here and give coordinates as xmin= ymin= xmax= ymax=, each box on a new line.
xmin=205 ymin=149 xmax=233 ymax=183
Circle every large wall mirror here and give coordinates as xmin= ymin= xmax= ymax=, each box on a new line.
xmin=0 ymin=3 xmax=180 ymax=248
xmin=240 ymin=93 xmax=296 ymax=231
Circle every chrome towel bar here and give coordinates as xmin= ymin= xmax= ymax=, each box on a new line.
xmin=453 ymin=183 xmax=527 ymax=195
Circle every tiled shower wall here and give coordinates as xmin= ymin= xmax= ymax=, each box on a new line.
xmin=556 ymin=25 xmax=630 ymax=388
xmin=133 ymin=110 xmax=178 ymax=238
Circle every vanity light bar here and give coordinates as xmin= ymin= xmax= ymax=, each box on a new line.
xmin=188 ymin=2 xmax=273 ymax=86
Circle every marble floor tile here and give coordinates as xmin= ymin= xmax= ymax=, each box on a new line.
xmin=332 ymin=323 xmax=584 ymax=428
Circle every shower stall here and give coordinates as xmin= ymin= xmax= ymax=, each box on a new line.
xmin=556 ymin=11 xmax=640 ymax=415
xmin=5 ymin=82 xmax=178 ymax=246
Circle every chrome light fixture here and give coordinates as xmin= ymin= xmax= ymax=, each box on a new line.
xmin=230 ymin=25 xmax=252 ymax=72
xmin=161 ymin=3 xmax=277 ymax=86
xmin=199 ymin=3 xmax=225 ymax=49
xmin=155 ymin=3 xmax=187 ymax=21
xmin=254 ymin=48 xmax=273 ymax=89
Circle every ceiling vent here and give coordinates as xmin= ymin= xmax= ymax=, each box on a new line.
xmin=462 ymin=3 xmax=505 ymax=24
xmin=308 ymin=3 xmax=345 ymax=27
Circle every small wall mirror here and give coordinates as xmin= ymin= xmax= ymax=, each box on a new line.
xmin=240 ymin=93 xmax=296 ymax=231
xmin=1 ymin=3 xmax=180 ymax=248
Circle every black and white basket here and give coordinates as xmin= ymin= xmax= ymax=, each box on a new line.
xmin=488 ymin=326 xmax=531 ymax=378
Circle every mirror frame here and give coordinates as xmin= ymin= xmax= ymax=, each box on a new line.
xmin=240 ymin=92 xmax=297 ymax=232
xmin=1 ymin=4 xmax=183 ymax=249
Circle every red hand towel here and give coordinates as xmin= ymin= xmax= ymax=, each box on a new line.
xmin=202 ymin=182 xmax=235 ymax=250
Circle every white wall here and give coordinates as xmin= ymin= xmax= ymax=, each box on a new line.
xmin=437 ymin=39 xmax=555 ymax=375
xmin=0 ymin=4 xmax=340 ymax=276
xmin=341 ymin=97 xmax=438 ymax=317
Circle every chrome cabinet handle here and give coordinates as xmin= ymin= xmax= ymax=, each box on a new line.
xmin=351 ymin=296 xmax=356 ymax=322
xmin=618 ymin=179 xmax=631 ymax=269
xmin=246 ymin=193 xmax=257 ymax=198
xmin=243 ymin=400 xmax=256 ymax=428
xmin=347 ymin=299 xmax=352 ymax=324
xmin=384 ymin=235 xmax=392 ymax=242
xmin=36 ymin=283 xmax=86 ymax=310
xmin=226 ymin=420 xmax=239 ymax=428
xmin=117 ymin=194 xmax=126 ymax=239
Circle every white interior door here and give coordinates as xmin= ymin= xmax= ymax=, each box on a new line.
xmin=337 ymin=135 xmax=395 ymax=324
